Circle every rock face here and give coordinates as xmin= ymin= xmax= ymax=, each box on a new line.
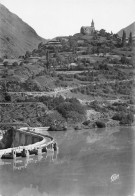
xmin=117 ymin=21 xmax=135 ymax=38
xmin=0 ymin=128 xmax=14 ymax=149
xmin=0 ymin=3 xmax=46 ymax=58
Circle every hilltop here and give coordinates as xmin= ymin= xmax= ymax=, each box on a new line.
xmin=0 ymin=3 xmax=46 ymax=58
xmin=0 ymin=20 xmax=134 ymax=129
xmin=117 ymin=21 xmax=135 ymax=38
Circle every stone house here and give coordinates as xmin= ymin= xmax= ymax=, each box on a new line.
xmin=80 ymin=20 xmax=95 ymax=35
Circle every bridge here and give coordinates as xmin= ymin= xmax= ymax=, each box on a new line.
xmin=0 ymin=127 xmax=56 ymax=158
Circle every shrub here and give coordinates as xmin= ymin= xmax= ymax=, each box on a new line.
xmin=57 ymin=101 xmax=85 ymax=115
xmin=116 ymin=105 xmax=127 ymax=112
xmin=23 ymin=60 xmax=29 ymax=64
xmin=3 ymin=61 xmax=8 ymax=67
xmin=0 ymin=127 xmax=14 ymax=149
xmin=66 ymin=111 xmax=85 ymax=123
xmin=83 ymin=120 xmax=91 ymax=126
xmin=95 ymin=121 xmax=106 ymax=128
xmin=112 ymin=112 xmax=134 ymax=125
xmin=23 ymin=79 xmax=42 ymax=91
xmin=51 ymin=71 xmax=57 ymax=77
xmin=89 ymin=100 xmax=100 ymax=111
xmin=12 ymin=62 xmax=18 ymax=66
xmin=112 ymin=113 xmax=121 ymax=121
xmin=74 ymin=124 xmax=82 ymax=130
xmin=39 ymin=96 xmax=65 ymax=110
xmin=120 ymin=112 xmax=134 ymax=125
xmin=19 ymin=62 xmax=23 ymax=66
xmin=38 ymin=111 xmax=65 ymax=126
xmin=0 ymin=58 xmax=3 ymax=63
xmin=66 ymin=97 xmax=80 ymax=105
xmin=4 ymin=93 xmax=11 ymax=102
xmin=56 ymin=101 xmax=85 ymax=119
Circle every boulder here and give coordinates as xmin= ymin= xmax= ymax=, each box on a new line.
xmin=95 ymin=121 xmax=106 ymax=128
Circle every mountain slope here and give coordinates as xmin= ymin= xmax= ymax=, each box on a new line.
xmin=117 ymin=22 xmax=135 ymax=38
xmin=0 ymin=3 xmax=46 ymax=58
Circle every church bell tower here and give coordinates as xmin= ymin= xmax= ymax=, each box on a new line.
xmin=91 ymin=19 xmax=94 ymax=27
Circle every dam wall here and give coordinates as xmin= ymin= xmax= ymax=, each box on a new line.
xmin=13 ymin=128 xmax=42 ymax=147
xmin=0 ymin=127 xmax=55 ymax=158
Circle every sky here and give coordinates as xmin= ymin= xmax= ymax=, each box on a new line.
xmin=0 ymin=0 xmax=135 ymax=39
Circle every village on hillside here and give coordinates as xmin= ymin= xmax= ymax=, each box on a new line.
xmin=0 ymin=20 xmax=134 ymax=131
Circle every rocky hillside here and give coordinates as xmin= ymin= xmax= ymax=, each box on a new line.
xmin=117 ymin=21 xmax=135 ymax=38
xmin=0 ymin=3 xmax=46 ymax=58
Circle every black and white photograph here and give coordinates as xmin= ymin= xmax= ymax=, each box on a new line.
xmin=0 ymin=0 xmax=134 ymax=195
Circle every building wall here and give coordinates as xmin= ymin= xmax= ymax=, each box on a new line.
xmin=80 ymin=26 xmax=95 ymax=35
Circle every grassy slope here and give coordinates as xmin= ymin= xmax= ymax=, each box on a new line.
xmin=0 ymin=3 xmax=46 ymax=58
xmin=117 ymin=22 xmax=135 ymax=37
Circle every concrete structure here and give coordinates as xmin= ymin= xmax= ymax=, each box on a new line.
xmin=0 ymin=127 xmax=55 ymax=158
xmin=13 ymin=128 xmax=42 ymax=147
xmin=80 ymin=20 xmax=95 ymax=35
xmin=46 ymin=40 xmax=62 ymax=48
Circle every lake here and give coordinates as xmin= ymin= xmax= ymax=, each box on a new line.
xmin=0 ymin=126 xmax=134 ymax=196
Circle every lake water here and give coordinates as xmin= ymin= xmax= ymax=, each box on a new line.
xmin=0 ymin=126 xmax=135 ymax=196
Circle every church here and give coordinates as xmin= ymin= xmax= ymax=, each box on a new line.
xmin=80 ymin=20 xmax=95 ymax=35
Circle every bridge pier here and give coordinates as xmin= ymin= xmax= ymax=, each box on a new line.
xmin=21 ymin=149 xmax=29 ymax=157
xmin=0 ymin=127 xmax=55 ymax=160
xmin=37 ymin=148 xmax=42 ymax=155
xmin=12 ymin=149 xmax=16 ymax=159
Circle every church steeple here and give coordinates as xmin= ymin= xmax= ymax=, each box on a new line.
xmin=91 ymin=19 xmax=94 ymax=27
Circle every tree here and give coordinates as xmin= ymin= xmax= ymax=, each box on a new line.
xmin=4 ymin=93 xmax=11 ymax=102
xmin=19 ymin=62 xmax=23 ymax=66
xmin=3 ymin=61 xmax=8 ymax=67
xmin=68 ymin=36 xmax=77 ymax=53
xmin=56 ymin=101 xmax=85 ymax=119
xmin=25 ymin=51 xmax=31 ymax=59
xmin=12 ymin=62 xmax=18 ymax=67
xmin=112 ymin=111 xmax=134 ymax=125
xmin=0 ymin=58 xmax=3 ymax=63
xmin=46 ymin=50 xmax=50 ymax=70
xmin=122 ymin=30 xmax=126 ymax=47
xmin=128 ymin=32 xmax=133 ymax=46
xmin=121 ymin=55 xmax=128 ymax=64
xmin=99 ymin=29 xmax=106 ymax=37
xmin=38 ymin=42 xmax=43 ymax=49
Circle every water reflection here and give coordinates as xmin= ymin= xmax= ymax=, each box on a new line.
xmin=0 ymin=150 xmax=58 ymax=171
xmin=0 ymin=126 xmax=134 ymax=196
